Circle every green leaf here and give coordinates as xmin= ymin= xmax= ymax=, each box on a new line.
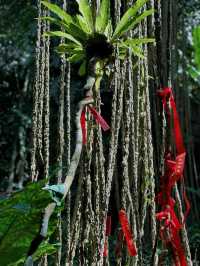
xmin=187 ymin=65 xmax=200 ymax=80
xmin=125 ymin=9 xmax=154 ymax=33
xmin=124 ymin=38 xmax=155 ymax=46
xmin=41 ymin=1 xmax=88 ymax=42
xmin=0 ymin=180 xmax=56 ymax=266
xmin=104 ymin=19 xmax=113 ymax=39
xmin=95 ymin=0 xmax=110 ymax=33
xmin=131 ymin=45 xmax=145 ymax=58
xmin=193 ymin=27 xmax=200 ymax=71
xmin=78 ymin=60 xmax=87 ymax=76
xmin=40 ymin=17 xmax=88 ymax=42
xmin=55 ymin=43 xmax=81 ymax=54
xmin=40 ymin=16 xmax=67 ymax=28
xmin=67 ymin=22 xmax=88 ymax=42
xmin=67 ymin=51 xmax=85 ymax=63
xmin=41 ymin=1 xmax=73 ymax=25
xmin=75 ymin=14 xmax=91 ymax=34
xmin=77 ymin=0 xmax=94 ymax=33
xmin=44 ymin=31 xmax=82 ymax=46
xmin=8 ymin=242 xmax=58 ymax=266
xmin=112 ymin=0 xmax=149 ymax=40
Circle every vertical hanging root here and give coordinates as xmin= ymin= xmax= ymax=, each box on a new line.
xmin=25 ymin=59 xmax=99 ymax=265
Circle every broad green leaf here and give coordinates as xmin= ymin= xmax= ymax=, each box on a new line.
xmin=40 ymin=16 xmax=67 ymax=29
xmin=120 ymin=41 xmax=145 ymax=58
xmin=75 ymin=15 xmax=91 ymax=34
xmin=78 ymin=60 xmax=87 ymax=76
xmin=112 ymin=0 xmax=148 ymax=40
xmin=44 ymin=31 xmax=82 ymax=46
xmin=55 ymin=43 xmax=80 ymax=54
xmin=96 ymin=0 xmax=110 ymax=33
xmin=104 ymin=19 xmax=113 ymax=39
xmin=41 ymin=1 xmax=73 ymax=25
xmin=77 ymin=0 xmax=94 ymax=33
xmin=124 ymin=38 xmax=155 ymax=46
xmin=125 ymin=9 xmax=154 ymax=34
xmin=193 ymin=27 xmax=200 ymax=71
xmin=67 ymin=51 xmax=85 ymax=63
xmin=0 ymin=180 xmax=56 ymax=266
xmin=187 ymin=65 xmax=200 ymax=80
xmin=67 ymin=22 xmax=88 ymax=42
xmin=8 ymin=242 xmax=58 ymax=266
xmin=131 ymin=45 xmax=145 ymax=58
xmin=40 ymin=17 xmax=88 ymax=42
xmin=41 ymin=1 xmax=88 ymax=41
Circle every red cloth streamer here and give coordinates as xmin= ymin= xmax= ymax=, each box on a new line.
xmin=157 ymin=87 xmax=185 ymax=155
xmin=156 ymin=204 xmax=187 ymax=266
xmin=105 ymin=215 xmax=112 ymax=236
xmin=88 ymin=106 xmax=110 ymax=131
xmin=118 ymin=210 xmax=137 ymax=256
xmin=103 ymin=239 xmax=108 ymax=257
xmin=156 ymin=87 xmax=190 ymax=266
xmin=170 ymin=97 xmax=185 ymax=154
xmin=80 ymin=109 xmax=87 ymax=145
xmin=80 ymin=106 xmax=110 ymax=145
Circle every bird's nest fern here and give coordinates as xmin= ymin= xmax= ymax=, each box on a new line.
xmin=41 ymin=0 xmax=155 ymax=76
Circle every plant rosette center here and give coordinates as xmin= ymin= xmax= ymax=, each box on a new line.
xmin=85 ymin=33 xmax=114 ymax=60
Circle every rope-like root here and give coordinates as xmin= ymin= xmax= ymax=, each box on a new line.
xmin=24 ymin=62 xmax=97 ymax=265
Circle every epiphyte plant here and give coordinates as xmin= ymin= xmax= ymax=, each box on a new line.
xmin=41 ymin=0 xmax=155 ymax=76
xmin=40 ymin=0 xmax=155 ymax=202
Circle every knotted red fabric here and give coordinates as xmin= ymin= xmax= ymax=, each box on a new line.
xmin=105 ymin=215 xmax=112 ymax=236
xmin=80 ymin=109 xmax=87 ymax=145
xmin=103 ymin=239 xmax=108 ymax=257
xmin=156 ymin=87 xmax=190 ymax=266
xmin=88 ymin=106 xmax=110 ymax=131
xmin=118 ymin=210 xmax=137 ymax=256
xmin=80 ymin=105 xmax=110 ymax=145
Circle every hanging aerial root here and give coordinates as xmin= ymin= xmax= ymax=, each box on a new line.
xmin=24 ymin=58 xmax=107 ymax=265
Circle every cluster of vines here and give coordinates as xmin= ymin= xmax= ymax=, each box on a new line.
xmin=27 ymin=0 xmax=193 ymax=265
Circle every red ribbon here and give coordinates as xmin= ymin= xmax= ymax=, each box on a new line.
xmin=103 ymin=239 xmax=108 ymax=257
xmin=80 ymin=106 xmax=110 ymax=145
xmin=80 ymin=109 xmax=87 ymax=145
xmin=105 ymin=215 xmax=112 ymax=236
xmin=156 ymin=87 xmax=190 ymax=266
xmin=118 ymin=210 xmax=137 ymax=256
xmin=157 ymin=87 xmax=185 ymax=155
xmin=88 ymin=106 xmax=110 ymax=131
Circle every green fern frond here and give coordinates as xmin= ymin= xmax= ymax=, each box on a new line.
xmin=124 ymin=38 xmax=155 ymax=46
xmin=77 ymin=0 xmax=94 ymax=33
xmin=44 ymin=31 xmax=82 ymax=46
xmin=111 ymin=0 xmax=149 ymax=40
xmin=124 ymin=9 xmax=154 ymax=34
xmin=39 ymin=16 xmax=67 ymax=28
xmin=75 ymin=14 xmax=92 ymax=34
xmin=130 ymin=45 xmax=145 ymax=58
xmin=104 ymin=20 xmax=113 ymax=40
xmin=67 ymin=51 xmax=85 ymax=63
xmin=55 ymin=43 xmax=82 ymax=54
xmin=96 ymin=0 xmax=110 ymax=33
xmin=41 ymin=1 xmax=73 ymax=25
